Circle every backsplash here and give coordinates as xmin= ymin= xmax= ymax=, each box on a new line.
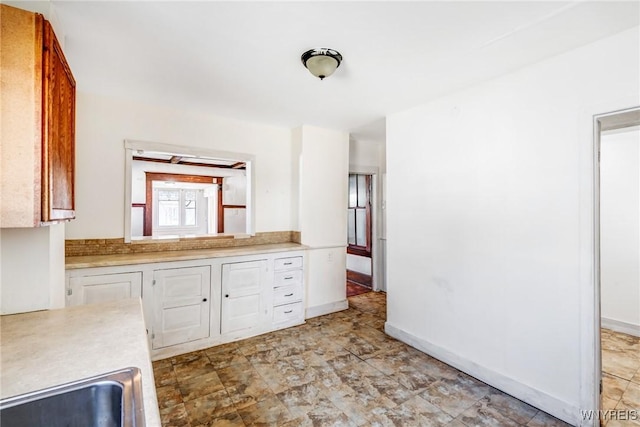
xmin=66 ymin=231 xmax=297 ymax=257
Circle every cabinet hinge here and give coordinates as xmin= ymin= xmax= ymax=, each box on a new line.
xmin=67 ymin=288 xmax=73 ymax=296
xmin=152 ymin=279 xmax=156 ymax=286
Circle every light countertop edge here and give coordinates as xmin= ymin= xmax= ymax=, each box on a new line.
xmin=0 ymin=298 xmax=161 ymax=426
xmin=66 ymin=242 xmax=308 ymax=269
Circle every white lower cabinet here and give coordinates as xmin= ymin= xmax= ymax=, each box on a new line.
xmin=273 ymin=256 xmax=304 ymax=327
xmin=152 ymin=265 xmax=211 ymax=349
xmin=65 ymin=249 xmax=305 ymax=359
xmin=67 ymin=272 xmax=142 ymax=306
xmin=220 ymin=259 xmax=268 ymax=335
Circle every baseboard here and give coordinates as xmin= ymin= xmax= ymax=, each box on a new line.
xmin=602 ymin=317 xmax=640 ymax=337
xmin=385 ymin=322 xmax=579 ymax=426
xmin=306 ymin=299 xmax=349 ymax=319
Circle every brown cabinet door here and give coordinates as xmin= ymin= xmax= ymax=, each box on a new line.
xmin=42 ymin=20 xmax=75 ymax=222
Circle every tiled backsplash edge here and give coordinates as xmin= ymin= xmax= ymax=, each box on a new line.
xmin=65 ymin=231 xmax=297 ymax=257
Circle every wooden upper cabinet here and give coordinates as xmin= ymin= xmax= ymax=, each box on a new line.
xmin=0 ymin=5 xmax=76 ymax=227
xmin=42 ymin=20 xmax=76 ymax=222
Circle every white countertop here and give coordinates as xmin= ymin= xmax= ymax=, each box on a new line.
xmin=0 ymin=298 xmax=161 ymax=426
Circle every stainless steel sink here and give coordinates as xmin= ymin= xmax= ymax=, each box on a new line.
xmin=0 ymin=367 xmax=145 ymax=427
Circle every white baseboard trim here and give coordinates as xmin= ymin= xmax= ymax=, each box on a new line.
xmin=306 ymin=299 xmax=349 ymax=319
xmin=385 ymin=322 xmax=579 ymax=426
xmin=602 ymin=317 xmax=640 ymax=337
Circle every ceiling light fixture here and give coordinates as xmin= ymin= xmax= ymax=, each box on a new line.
xmin=301 ymin=48 xmax=342 ymax=80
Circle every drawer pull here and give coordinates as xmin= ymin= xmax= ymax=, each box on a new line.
xmin=284 ymin=262 xmax=293 ymax=266
xmin=284 ymin=293 xmax=294 ymax=297
xmin=284 ymin=276 xmax=293 ymax=280
xmin=284 ymin=310 xmax=293 ymax=314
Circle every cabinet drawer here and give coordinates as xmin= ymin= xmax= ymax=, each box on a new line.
xmin=273 ymin=302 xmax=303 ymax=324
xmin=273 ymin=284 xmax=303 ymax=306
xmin=274 ymin=256 xmax=302 ymax=271
xmin=274 ymin=269 xmax=302 ymax=287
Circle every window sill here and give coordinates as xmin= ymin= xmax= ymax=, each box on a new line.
xmin=130 ymin=234 xmax=241 ymax=245
xmin=347 ymin=246 xmax=371 ymax=258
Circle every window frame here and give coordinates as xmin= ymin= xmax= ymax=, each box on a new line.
xmin=144 ymin=172 xmax=221 ymax=236
xmin=153 ymin=187 xmax=205 ymax=233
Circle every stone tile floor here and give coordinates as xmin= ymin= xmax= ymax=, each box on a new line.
xmin=152 ymin=292 xmax=571 ymax=426
xmin=601 ymin=328 xmax=640 ymax=426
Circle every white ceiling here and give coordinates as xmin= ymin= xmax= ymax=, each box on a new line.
xmin=14 ymin=1 xmax=640 ymax=141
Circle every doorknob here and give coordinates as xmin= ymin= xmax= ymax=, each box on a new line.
xmin=225 ymin=294 xmax=229 ymax=298
xmin=203 ymin=298 xmax=207 ymax=302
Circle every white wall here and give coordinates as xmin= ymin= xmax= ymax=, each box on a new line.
xmin=386 ymin=26 xmax=639 ymax=425
xmin=600 ymin=127 xmax=640 ymax=336
xmin=349 ymin=138 xmax=383 ymax=169
xmin=346 ymin=254 xmax=371 ymax=275
xmin=1 ymin=224 xmax=65 ymax=314
xmin=296 ymin=125 xmax=350 ymax=317
xmin=66 ymin=92 xmax=294 ymax=239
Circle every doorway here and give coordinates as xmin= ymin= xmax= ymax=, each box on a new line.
xmin=594 ymin=107 xmax=640 ymax=423
xmin=347 ymin=173 xmax=373 ymax=297
xmin=346 ymin=167 xmax=385 ymax=297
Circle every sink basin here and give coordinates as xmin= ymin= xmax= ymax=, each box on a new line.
xmin=0 ymin=367 xmax=145 ymax=427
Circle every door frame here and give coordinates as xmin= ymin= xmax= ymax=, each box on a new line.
xmin=587 ymin=106 xmax=640 ymax=423
xmin=348 ymin=165 xmax=384 ymax=291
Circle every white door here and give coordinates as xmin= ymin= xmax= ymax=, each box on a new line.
xmin=152 ymin=265 xmax=211 ymax=349
xmin=221 ymin=260 xmax=267 ymax=334
xmin=68 ymin=272 xmax=142 ymax=306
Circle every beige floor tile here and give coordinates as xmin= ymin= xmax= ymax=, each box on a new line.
xmin=155 ymin=365 xmax=178 ymax=388
xmin=236 ymin=393 xmax=296 ymax=426
xmin=178 ymin=372 xmax=225 ymax=402
xmin=527 ymin=411 xmax=572 ymax=426
xmin=419 ymin=373 xmax=491 ymax=418
xmin=192 ymin=411 xmax=246 ymax=427
xmin=387 ymin=395 xmax=453 ymax=426
xmin=604 ymin=372 xmax=631 ymax=401
xmin=155 ymin=291 xmax=566 ymax=427
xmin=604 ymin=396 xmax=623 ymax=411
xmin=603 ymin=349 xmax=640 ymax=381
xmin=174 ymin=358 xmax=217 ymax=382
xmin=478 ymin=388 xmax=538 ymax=424
xmin=160 ymin=403 xmax=191 ymax=427
xmin=153 ymin=358 xmax=173 ymax=370
xmin=621 ymin=381 xmax=640 ymax=408
xmin=204 ymin=347 xmax=249 ymax=370
xmin=184 ymin=389 xmax=236 ymax=425
xmin=156 ymin=384 xmax=184 ymax=409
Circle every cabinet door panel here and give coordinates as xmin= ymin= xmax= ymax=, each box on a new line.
xmin=153 ymin=265 xmax=211 ymax=349
xmin=221 ymin=260 xmax=267 ymax=334
xmin=42 ymin=20 xmax=75 ymax=222
xmin=68 ymin=272 xmax=141 ymax=306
